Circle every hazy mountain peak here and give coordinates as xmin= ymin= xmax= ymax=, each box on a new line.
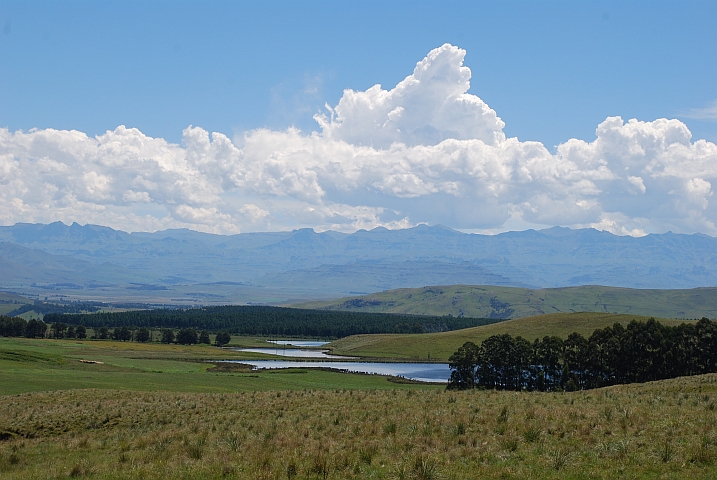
xmin=1 ymin=222 xmax=716 ymax=302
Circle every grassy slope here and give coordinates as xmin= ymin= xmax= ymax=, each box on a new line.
xmin=0 ymin=292 xmax=32 ymax=316
xmin=0 ymin=305 xmax=20 ymax=316
xmin=329 ymin=312 xmax=690 ymax=361
xmin=1 ymin=375 xmax=716 ymax=479
xmin=296 ymin=284 xmax=717 ymax=319
xmin=0 ymin=337 xmax=440 ymax=396
xmin=1 ymin=323 xmax=716 ymax=478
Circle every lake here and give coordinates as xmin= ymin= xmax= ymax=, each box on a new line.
xmin=233 ymin=348 xmax=350 ymax=359
xmin=223 ymin=360 xmax=451 ymax=383
xmin=266 ymin=340 xmax=329 ymax=347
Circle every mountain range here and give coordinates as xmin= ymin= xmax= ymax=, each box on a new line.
xmin=0 ymin=222 xmax=716 ymax=304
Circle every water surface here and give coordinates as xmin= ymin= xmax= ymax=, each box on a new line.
xmin=267 ymin=340 xmax=329 ymax=347
xmin=234 ymin=348 xmax=348 ymax=359
xmin=225 ymin=360 xmax=450 ymax=383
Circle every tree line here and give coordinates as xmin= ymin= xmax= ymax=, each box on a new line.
xmin=1 ymin=316 xmax=51 ymax=338
xmin=1 ymin=316 xmax=89 ymax=339
xmin=45 ymin=306 xmax=501 ymax=338
xmin=97 ymin=326 xmax=230 ymax=346
xmin=448 ymin=318 xmax=717 ymax=391
xmin=6 ymin=300 xmax=102 ymax=317
xmin=0 ymin=315 xmax=231 ymax=346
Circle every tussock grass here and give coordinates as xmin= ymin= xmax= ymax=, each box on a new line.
xmin=1 ymin=374 xmax=716 ymax=478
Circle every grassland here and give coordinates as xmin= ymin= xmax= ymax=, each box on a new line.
xmin=0 ymin=304 xmax=20 ymax=316
xmin=328 ymin=312 xmax=690 ymax=361
xmin=1 ymin=375 xmax=716 ymax=479
xmin=0 ymin=337 xmax=438 ymax=396
xmin=0 ymin=292 xmax=32 ymax=316
xmin=2 ymin=314 xmax=717 ymax=479
xmin=297 ymin=284 xmax=717 ymax=320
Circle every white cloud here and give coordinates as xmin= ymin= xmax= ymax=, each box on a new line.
xmin=680 ymin=100 xmax=717 ymax=120
xmin=627 ymin=176 xmax=646 ymax=194
xmin=1 ymin=44 xmax=717 ymax=236
xmin=315 ymin=44 xmax=506 ymax=149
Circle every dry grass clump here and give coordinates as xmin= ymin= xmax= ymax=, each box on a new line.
xmin=1 ymin=375 xmax=717 ymax=479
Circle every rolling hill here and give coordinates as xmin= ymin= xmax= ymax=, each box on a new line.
xmin=296 ymin=284 xmax=717 ymax=320
xmin=327 ymin=312 xmax=691 ymax=361
xmin=0 ymin=291 xmax=32 ymax=316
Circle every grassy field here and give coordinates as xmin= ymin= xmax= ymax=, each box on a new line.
xmin=1 ymin=375 xmax=716 ymax=479
xmin=328 ymin=312 xmax=690 ymax=361
xmin=0 ymin=292 xmax=32 ymax=316
xmin=0 ymin=337 xmax=438 ymax=396
xmin=2 ymin=319 xmax=717 ymax=479
xmin=0 ymin=304 xmax=20 ymax=316
xmin=297 ymin=284 xmax=717 ymax=320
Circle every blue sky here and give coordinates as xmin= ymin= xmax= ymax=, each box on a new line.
xmin=2 ymin=1 xmax=715 ymax=147
xmin=1 ymin=1 xmax=717 ymax=235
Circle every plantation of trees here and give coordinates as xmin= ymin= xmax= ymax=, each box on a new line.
xmin=448 ymin=317 xmax=717 ymax=391
xmin=1 ymin=316 xmax=49 ymax=338
xmin=44 ymin=306 xmax=500 ymax=338
xmin=0 ymin=315 xmax=231 ymax=346
xmin=1 ymin=315 xmax=89 ymax=339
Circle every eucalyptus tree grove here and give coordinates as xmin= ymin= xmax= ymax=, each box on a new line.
xmin=448 ymin=318 xmax=717 ymax=391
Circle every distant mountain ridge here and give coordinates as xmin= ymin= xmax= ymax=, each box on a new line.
xmin=0 ymin=222 xmax=716 ymax=302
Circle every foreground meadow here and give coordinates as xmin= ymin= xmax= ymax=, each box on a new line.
xmin=1 ymin=374 xmax=717 ymax=479
xmin=2 ymin=330 xmax=717 ymax=478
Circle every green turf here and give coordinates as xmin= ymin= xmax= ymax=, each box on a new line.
xmin=328 ymin=312 xmax=693 ymax=361
xmin=0 ymin=337 xmax=441 ymax=396
xmin=296 ymin=284 xmax=717 ymax=319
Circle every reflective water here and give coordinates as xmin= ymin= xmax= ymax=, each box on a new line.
xmin=234 ymin=348 xmax=348 ymax=359
xmin=267 ymin=340 xmax=329 ymax=347
xmin=224 ymin=360 xmax=450 ymax=383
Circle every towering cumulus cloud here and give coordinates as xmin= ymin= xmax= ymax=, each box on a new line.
xmin=1 ymin=44 xmax=716 ymax=235
xmin=316 ymin=44 xmax=506 ymax=148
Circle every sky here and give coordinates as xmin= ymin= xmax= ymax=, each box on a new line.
xmin=1 ymin=1 xmax=716 ymax=236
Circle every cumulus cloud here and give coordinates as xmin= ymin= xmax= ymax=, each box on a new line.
xmin=1 ymin=44 xmax=717 ymax=236
xmin=316 ymin=44 xmax=505 ymax=148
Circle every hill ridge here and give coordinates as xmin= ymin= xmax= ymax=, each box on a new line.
xmin=295 ymin=284 xmax=717 ymax=320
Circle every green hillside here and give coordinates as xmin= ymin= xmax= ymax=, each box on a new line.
xmin=296 ymin=284 xmax=717 ymax=320
xmin=0 ymin=292 xmax=32 ymax=316
xmin=328 ymin=312 xmax=690 ymax=361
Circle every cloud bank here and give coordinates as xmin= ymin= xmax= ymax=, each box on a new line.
xmin=2 ymin=44 xmax=717 ymax=235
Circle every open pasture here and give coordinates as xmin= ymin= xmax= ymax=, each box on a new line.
xmin=1 ymin=313 xmax=716 ymax=478
xmin=0 ymin=337 xmax=436 ymax=396
xmin=1 ymin=375 xmax=716 ymax=479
